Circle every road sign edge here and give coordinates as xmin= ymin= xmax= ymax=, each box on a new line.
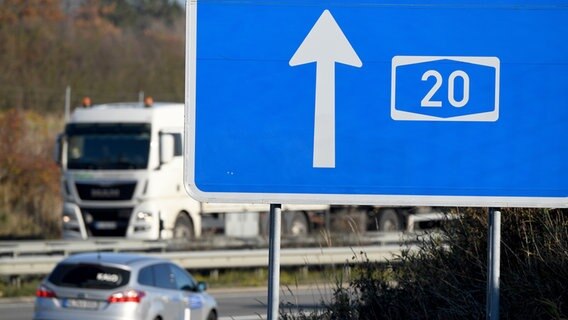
xmin=184 ymin=3 xmax=565 ymax=208
xmin=182 ymin=191 xmax=568 ymax=208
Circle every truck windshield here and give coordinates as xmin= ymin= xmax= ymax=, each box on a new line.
xmin=66 ymin=123 xmax=151 ymax=170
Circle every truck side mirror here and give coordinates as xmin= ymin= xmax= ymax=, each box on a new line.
xmin=54 ymin=133 xmax=63 ymax=166
xmin=160 ymin=133 xmax=175 ymax=166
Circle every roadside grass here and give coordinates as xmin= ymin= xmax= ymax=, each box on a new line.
xmin=0 ymin=276 xmax=42 ymax=298
xmin=0 ymin=267 xmax=346 ymax=299
xmin=193 ymin=266 xmax=347 ymax=289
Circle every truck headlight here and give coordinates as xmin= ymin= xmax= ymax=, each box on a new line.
xmin=62 ymin=212 xmax=80 ymax=232
xmin=63 ymin=212 xmax=78 ymax=224
xmin=136 ymin=211 xmax=154 ymax=222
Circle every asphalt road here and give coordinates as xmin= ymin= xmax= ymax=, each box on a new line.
xmin=0 ymin=285 xmax=333 ymax=320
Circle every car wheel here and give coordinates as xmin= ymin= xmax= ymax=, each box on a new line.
xmin=173 ymin=213 xmax=194 ymax=240
xmin=378 ymin=209 xmax=401 ymax=232
xmin=206 ymin=310 xmax=218 ymax=320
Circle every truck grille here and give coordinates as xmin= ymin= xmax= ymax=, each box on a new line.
xmin=81 ymin=207 xmax=133 ymax=237
xmin=76 ymin=182 xmax=136 ymax=201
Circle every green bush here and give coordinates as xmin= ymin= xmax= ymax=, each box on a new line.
xmin=284 ymin=208 xmax=567 ymax=320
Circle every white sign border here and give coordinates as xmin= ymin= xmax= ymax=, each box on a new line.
xmin=184 ymin=1 xmax=567 ymax=208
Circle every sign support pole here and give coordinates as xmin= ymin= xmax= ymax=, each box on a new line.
xmin=486 ymin=207 xmax=501 ymax=320
xmin=267 ymin=203 xmax=282 ymax=320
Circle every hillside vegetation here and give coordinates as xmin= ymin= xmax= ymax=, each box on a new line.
xmin=0 ymin=0 xmax=184 ymax=238
xmin=0 ymin=109 xmax=61 ymax=238
xmin=0 ymin=0 xmax=185 ymax=113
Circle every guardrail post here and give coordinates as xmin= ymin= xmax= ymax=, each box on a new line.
xmin=10 ymin=275 xmax=21 ymax=288
xmin=210 ymin=269 xmax=219 ymax=281
xmin=343 ymin=264 xmax=351 ymax=280
xmin=255 ymin=268 xmax=264 ymax=280
xmin=300 ymin=266 xmax=309 ymax=278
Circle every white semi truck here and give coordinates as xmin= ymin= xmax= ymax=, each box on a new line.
xmin=56 ymin=101 xmax=331 ymax=240
xmin=56 ymin=100 xmax=448 ymax=240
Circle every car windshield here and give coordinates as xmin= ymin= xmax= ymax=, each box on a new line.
xmin=66 ymin=123 xmax=151 ymax=170
xmin=48 ymin=263 xmax=130 ymax=290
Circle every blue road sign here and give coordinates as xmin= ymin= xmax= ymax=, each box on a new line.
xmin=184 ymin=0 xmax=568 ymax=207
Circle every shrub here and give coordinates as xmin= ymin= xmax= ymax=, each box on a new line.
xmin=284 ymin=208 xmax=567 ymax=320
xmin=0 ymin=109 xmax=62 ymax=238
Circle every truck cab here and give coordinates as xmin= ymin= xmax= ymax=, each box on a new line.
xmin=58 ymin=101 xmax=200 ymax=240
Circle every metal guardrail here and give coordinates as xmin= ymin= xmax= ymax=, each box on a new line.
xmin=0 ymin=232 xmax=428 ymax=257
xmin=0 ymin=232 xmax=432 ymax=277
xmin=0 ymin=245 xmax=418 ymax=277
xmin=159 ymin=245 xmax=418 ymax=269
xmin=0 ymin=239 xmax=168 ymax=258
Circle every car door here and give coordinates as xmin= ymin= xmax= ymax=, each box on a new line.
xmin=152 ymin=263 xmax=185 ymax=320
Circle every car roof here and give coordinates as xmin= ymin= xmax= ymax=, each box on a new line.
xmin=60 ymin=252 xmax=167 ymax=268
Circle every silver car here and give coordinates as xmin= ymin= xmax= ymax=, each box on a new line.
xmin=34 ymin=252 xmax=218 ymax=320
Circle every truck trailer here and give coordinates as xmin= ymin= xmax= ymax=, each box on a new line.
xmin=55 ymin=100 xmax=448 ymax=240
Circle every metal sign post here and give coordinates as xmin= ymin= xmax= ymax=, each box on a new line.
xmin=486 ymin=208 xmax=501 ymax=320
xmin=267 ymin=204 xmax=282 ymax=320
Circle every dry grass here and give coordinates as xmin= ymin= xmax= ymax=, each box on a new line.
xmin=283 ymin=208 xmax=567 ymax=320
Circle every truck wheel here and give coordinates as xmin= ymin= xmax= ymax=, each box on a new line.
xmin=378 ymin=209 xmax=401 ymax=232
xmin=173 ymin=213 xmax=194 ymax=240
xmin=287 ymin=212 xmax=309 ymax=236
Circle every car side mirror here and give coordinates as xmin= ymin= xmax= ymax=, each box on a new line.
xmin=181 ymin=284 xmax=194 ymax=291
xmin=196 ymin=281 xmax=207 ymax=292
xmin=159 ymin=133 xmax=175 ymax=166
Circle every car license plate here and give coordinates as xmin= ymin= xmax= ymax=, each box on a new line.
xmin=95 ymin=221 xmax=117 ymax=230
xmin=64 ymin=298 xmax=99 ymax=309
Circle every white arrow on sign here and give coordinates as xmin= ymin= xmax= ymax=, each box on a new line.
xmin=290 ymin=10 xmax=362 ymax=168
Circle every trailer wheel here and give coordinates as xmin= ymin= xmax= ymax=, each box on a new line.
xmin=287 ymin=212 xmax=309 ymax=236
xmin=378 ymin=209 xmax=401 ymax=232
xmin=173 ymin=213 xmax=194 ymax=240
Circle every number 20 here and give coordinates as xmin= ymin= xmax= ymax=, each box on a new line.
xmin=421 ymin=70 xmax=470 ymax=108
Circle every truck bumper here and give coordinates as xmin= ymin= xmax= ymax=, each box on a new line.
xmin=62 ymin=202 xmax=162 ymax=240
